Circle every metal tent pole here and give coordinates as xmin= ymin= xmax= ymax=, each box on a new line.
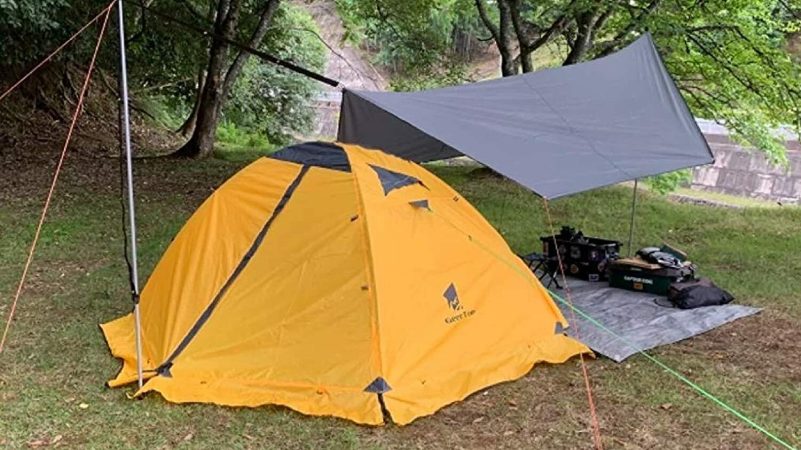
xmin=116 ymin=0 xmax=143 ymax=389
xmin=627 ymin=179 xmax=638 ymax=257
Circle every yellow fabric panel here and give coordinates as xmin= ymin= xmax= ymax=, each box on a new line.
xmin=133 ymin=158 xmax=301 ymax=370
xmin=343 ymin=144 xmax=587 ymax=425
xmin=139 ymin=167 xmax=382 ymax=425
xmin=100 ymin=313 xmax=156 ymax=388
xmin=137 ymin=374 xmax=382 ymax=425
xmin=385 ymin=334 xmax=587 ymax=425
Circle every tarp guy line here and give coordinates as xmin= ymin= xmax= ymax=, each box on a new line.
xmin=0 ymin=4 xmax=114 ymax=353
xmin=542 ymin=199 xmax=603 ymax=450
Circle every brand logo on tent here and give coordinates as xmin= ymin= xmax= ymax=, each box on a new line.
xmin=443 ymin=283 xmax=463 ymax=311
xmin=443 ymin=283 xmax=476 ymax=324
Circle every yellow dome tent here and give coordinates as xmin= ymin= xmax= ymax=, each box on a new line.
xmin=101 ymin=142 xmax=587 ymax=425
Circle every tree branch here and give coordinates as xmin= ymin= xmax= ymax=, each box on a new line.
xmin=177 ymin=0 xmax=208 ymax=23
xmin=474 ymin=0 xmax=500 ymax=44
xmin=595 ymin=0 xmax=662 ymax=57
xmin=221 ymin=0 xmax=281 ymax=100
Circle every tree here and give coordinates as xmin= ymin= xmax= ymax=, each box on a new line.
xmin=221 ymin=6 xmax=326 ymax=144
xmin=1 ymin=0 xmax=325 ymax=159
xmin=172 ymin=0 xmax=282 ymax=158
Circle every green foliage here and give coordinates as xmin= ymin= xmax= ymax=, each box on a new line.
xmin=644 ymin=0 xmax=801 ymax=167
xmin=128 ymin=2 xmax=326 ymax=147
xmin=0 ymin=0 xmax=66 ymax=30
xmin=223 ymin=4 xmax=326 ymax=146
xmin=137 ymin=94 xmax=190 ymax=130
xmin=0 ymin=0 xmax=100 ymax=67
xmin=123 ymin=2 xmax=210 ymax=98
xmin=215 ymin=121 xmax=274 ymax=160
xmin=646 ymin=170 xmax=692 ymax=195
xmin=389 ymin=64 xmax=467 ymax=91
xmin=336 ymin=0 xmax=483 ymax=82
xmin=1 ymin=1 xmax=327 ymax=153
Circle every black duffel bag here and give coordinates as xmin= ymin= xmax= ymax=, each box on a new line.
xmin=667 ymin=278 xmax=734 ymax=309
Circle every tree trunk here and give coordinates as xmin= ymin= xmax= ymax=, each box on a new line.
xmin=475 ymin=0 xmax=517 ymax=77
xmin=497 ymin=0 xmax=518 ymax=76
xmin=172 ymin=0 xmax=280 ymax=158
xmin=173 ymin=0 xmax=240 ymax=159
xmin=563 ymin=9 xmax=607 ymax=66
xmin=177 ymin=69 xmax=205 ymax=137
xmin=506 ymin=0 xmax=533 ymax=73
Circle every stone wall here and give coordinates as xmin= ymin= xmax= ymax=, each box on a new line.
xmin=692 ymin=134 xmax=801 ymax=204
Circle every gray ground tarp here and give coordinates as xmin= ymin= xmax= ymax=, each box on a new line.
xmin=338 ymin=34 xmax=714 ymax=199
xmin=551 ymin=280 xmax=761 ymax=362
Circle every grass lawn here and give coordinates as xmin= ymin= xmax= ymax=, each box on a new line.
xmin=1 ymin=149 xmax=800 ymax=449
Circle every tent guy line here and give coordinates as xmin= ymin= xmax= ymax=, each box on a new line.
xmin=0 ymin=0 xmax=117 ymax=102
xmin=423 ymin=200 xmax=796 ymax=449
xmin=548 ymin=290 xmax=798 ymax=450
xmin=0 ymin=2 xmax=115 ymax=354
xmin=391 ymin=182 xmax=601 ymax=446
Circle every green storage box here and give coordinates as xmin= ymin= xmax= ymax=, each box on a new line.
xmin=608 ymin=259 xmax=693 ymax=296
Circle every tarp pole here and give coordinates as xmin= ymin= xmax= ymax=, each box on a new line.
xmin=627 ymin=179 xmax=638 ymax=257
xmin=117 ymin=0 xmax=143 ymax=389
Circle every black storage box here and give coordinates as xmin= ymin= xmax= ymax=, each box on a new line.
xmin=540 ymin=226 xmax=621 ymax=281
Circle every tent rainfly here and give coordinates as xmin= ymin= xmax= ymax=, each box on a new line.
xmin=337 ymin=33 xmax=714 ymax=199
xmin=102 ymin=142 xmax=588 ymax=425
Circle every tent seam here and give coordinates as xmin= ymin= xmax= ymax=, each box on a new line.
xmin=343 ymin=145 xmax=386 ymax=389
xmin=153 ymin=164 xmax=310 ymax=375
xmin=519 ymin=74 xmax=634 ymax=183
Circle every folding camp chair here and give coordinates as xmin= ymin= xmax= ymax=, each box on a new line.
xmin=519 ymin=252 xmax=562 ymax=289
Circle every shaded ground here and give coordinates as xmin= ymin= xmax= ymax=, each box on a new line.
xmin=0 ymin=145 xmax=800 ymax=449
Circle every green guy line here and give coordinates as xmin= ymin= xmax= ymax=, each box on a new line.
xmin=426 ymin=205 xmax=795 ymax=448
xmin=547 ymin=289 xmax=798 ymax=450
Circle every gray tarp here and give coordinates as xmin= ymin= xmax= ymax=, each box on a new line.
xmin=552 ymin=280 xmax=761 ymax=362
xmin=338 ymin=34 xmax=713 ymax=199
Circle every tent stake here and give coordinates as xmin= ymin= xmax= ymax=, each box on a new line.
xmin=116 ymin=0 xmax=143 ymax=389
xmin=627 ymin=179 xmax=638 ymax=257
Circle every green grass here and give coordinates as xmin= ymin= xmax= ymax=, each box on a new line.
xmin=672 ymin=186 xmax=789 ymax=208
xmin=0 ymin=155 xmax=799 ymax=449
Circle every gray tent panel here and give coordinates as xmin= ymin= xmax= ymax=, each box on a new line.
xmin=337 ymin=34 xmax=713 ymax=199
